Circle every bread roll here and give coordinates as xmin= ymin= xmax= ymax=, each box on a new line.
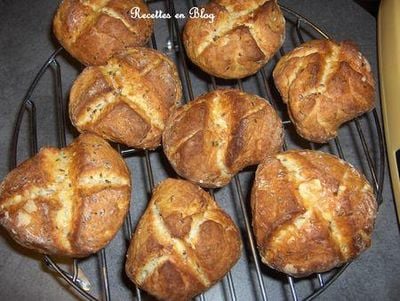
xmin=163 ymin=89 xmax=283 ymax=188
xmin=0 ymin=134 xmax=131 ymax=257
xmin=183 ymin=0 xmax=285 ymax=79
xmin=69 ymin=47 xmax=182 ymax=149
xmin=251 ymin=150 xmax=377 ymax=277
xmin=273 ymin=39 xmax=375 ymax=143
xmin=53 ymin=0 xmax=153 ymax=66
xmin=125 ymin=178 xmax=241 ymax=301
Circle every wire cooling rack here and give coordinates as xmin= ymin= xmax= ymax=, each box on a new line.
xmin=9 ymin=0 xmax=385 ymax=300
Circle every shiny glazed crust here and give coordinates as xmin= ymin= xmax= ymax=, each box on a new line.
xmin=69 ymin=47 xmax=182 ymax=149
xmin=183 ymin=0 xmax=285 ymax=79
xmin=251 ymin=150 xmax=377 ymax=277
xmin=0 ymin=133 xmax=131 ymax=257
xmin=163 ymin=89 xmax=283 ymax=188
xmin=273 ymin=39 xmax=375 ymax=143
xmin=53 ymin=0 xmax=153 ymax=66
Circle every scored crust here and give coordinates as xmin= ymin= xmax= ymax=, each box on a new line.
xmin=53 ymin=0 xmax=154 ymax=66
xmin=251 ymin=150 xmax=377 ymax=277
xmin=0 ymin=133 xmax=131 ymax=257
xmin=69 ymin=47 xmax=182 ymax=149
xmin=273 ymin=39 xmax=375 ymax=143
xmin=162 ymin=88 xmax=283 ymax=188
xmin=125 ymin=178 xmax=241 ymax=301
xmin=183 ymin=0 xmax=285 ymax=79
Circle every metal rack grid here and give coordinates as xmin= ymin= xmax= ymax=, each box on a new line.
xmin=9 ymin=1 xmax=385 ymax=301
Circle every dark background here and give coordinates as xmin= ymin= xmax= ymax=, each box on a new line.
xmin=0 ymin=0 xmax=399 ymax=300
xmin=354 ymin=0 xmax=380 ymax=15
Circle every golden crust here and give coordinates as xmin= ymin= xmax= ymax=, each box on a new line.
xmin=273 ymin=39 xmax=375 ymax=143
xmin=0 ymin=133 xmax=131 ymax=257
xmin=69 ymin=47 xmax=182 ymax=149
xmin=183 ymin=0 xmax=285 ymax=79
xmin=251 ymin=150 xmax=377 ymax=277
xmin=162 ymin=89 xmax=283 ymax=188
xmin=53 ymin=0 xmax=154 ymax=66
xmin=125 ymin=178 xmax=241 ymax=301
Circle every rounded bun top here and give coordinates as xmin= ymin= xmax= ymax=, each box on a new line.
xmin=53 ymin=0 xmax=154 ymax=66
xmin=273 ymin=39 xmax=375 ymax=143
xmin=252 ymin=150 xmax=377 ymax=277
xmin=183 ymin=0 xmax=285 ymax=79
xmin=163 ymin=88 xmax=283 ymax=188
xmin=0 ymin=134 xmax=131 ymax=257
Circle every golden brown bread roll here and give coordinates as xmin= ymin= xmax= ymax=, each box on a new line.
xmin=273 ymin=39 xmax=375 ymax=143
xmin=125 ymin=178 xmax=241 ymax=301
xmin=251 ymin=150 xmax=377 ymax=277
xmin=163 ymin=89 xmax=283 ymax=188
xmin=53 ymin=0 xmax=153 ymax=66
xmin=183 ymin=0 xmax=285 ymax=79
xmin=0 ymin=133 xmax=131 ymax=257
xmin=69 ymin=47 xmax=182 ymax=149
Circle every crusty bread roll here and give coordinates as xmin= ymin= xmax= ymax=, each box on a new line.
xmin=183 ymin=0 xmax=285 ymax=79
xmin=273 ymin=39 xmax=375 ymax=143
xmin=69 ymin=47 xmax=182 ymax=149
xmin=125 ymin=178 xmax=241 ymax=301
xmin=251 ymin=150 xmax=377 ymax=277
xmin=163 ymin=89 xmax=283 ymax=188
xmin=0 ymin=134 xmax=131 ymax=257
xmin=53 ymin=0 xmax=153 ymax=66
